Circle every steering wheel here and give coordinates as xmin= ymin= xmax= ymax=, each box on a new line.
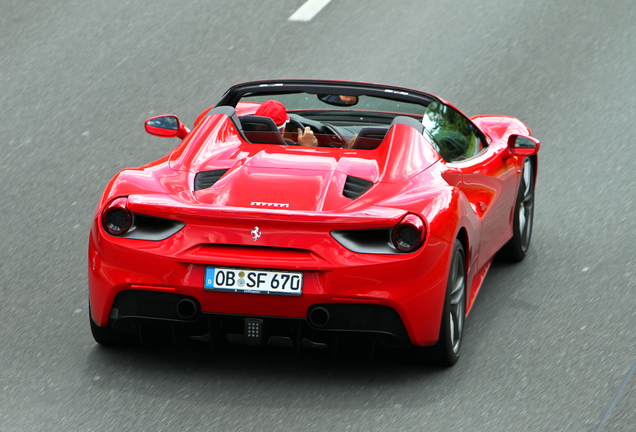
xmin=287 ymin=114 xmax=347 ymax=147
xmin=287 ymin=113 xmax=312 ymax=133
xmin=288 ymin=118 xmax=306 ymax=133
xmin=321 ymin=123 xmax=348 ymax=148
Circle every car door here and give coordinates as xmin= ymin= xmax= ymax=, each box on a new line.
xmin=424 ymin=103 xmax=518 ymax=269
xmin=448 ymin=147 xmax=517 ymax=268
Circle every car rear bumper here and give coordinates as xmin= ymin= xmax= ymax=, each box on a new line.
xmin=88 ymin=217 xmax=452 ymax=346
xmin=105 ymin=289 xmax=412 ymax=349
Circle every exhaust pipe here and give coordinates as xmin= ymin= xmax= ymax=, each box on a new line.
xmin=308 ymin=307 xmax=330 ymax=328
xmin=176 ymin=298 xmax=198 ymax=320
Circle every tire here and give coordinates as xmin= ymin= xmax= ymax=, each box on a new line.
xmin=499 ymin=157 xmax=535 ymax=262
xmin=430 ymin=241 xmax=466 ymax=366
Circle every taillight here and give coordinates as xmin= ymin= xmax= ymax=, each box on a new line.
xmin=101 ymin=197 xmax=132 ymax=236
xmin=392 ymin=214 xmax=426 ymax=252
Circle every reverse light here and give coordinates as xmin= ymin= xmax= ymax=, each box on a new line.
xmin=101 ymin=197 xmax=132 ymax=236
xmin=392 ymin=214 xmax=426 ymax=253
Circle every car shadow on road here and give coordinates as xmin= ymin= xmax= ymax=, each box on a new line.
xmin=85 ymin=337 xmax=465 ymax=410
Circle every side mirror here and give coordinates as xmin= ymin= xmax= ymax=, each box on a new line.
xmin=317 ymin=94 xmax=359 ymax=107
xmin=507 ymin=134 xmax=540 ymax=157
xmin=145 ymin=115 xmax=190 ymax=139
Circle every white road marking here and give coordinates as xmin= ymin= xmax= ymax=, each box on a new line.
xmin=289 ymin=0 xmax=332 ymax=21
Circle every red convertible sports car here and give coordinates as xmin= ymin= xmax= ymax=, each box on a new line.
xmin=89 ymin=79 xmax=539 ymax=365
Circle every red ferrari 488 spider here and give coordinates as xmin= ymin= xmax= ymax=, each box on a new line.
xmin=89 ymin=80 xmax=539 ymax=365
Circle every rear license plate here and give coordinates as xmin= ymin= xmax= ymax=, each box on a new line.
xmin=204 ymin=267 xmax=303 ymax=296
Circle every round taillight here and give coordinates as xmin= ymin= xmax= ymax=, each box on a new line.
xmin=101 ymin=198 xmax=132 ymax=236
xmin=392 ymin=214 xmax=426 ymax=253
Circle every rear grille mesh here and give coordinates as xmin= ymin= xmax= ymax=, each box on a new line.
xmin=343 ymin=176 xmax=373 ymax=200
xmin=194 ymin=169 xmax=229 ymax=191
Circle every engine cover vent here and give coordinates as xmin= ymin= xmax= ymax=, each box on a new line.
xmin=194 ymin=169 xmax=229 ymax=191
xmin=343 ymin=176 xmax=373 ymax=200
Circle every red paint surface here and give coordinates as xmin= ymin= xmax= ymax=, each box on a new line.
xmin=89 ymin=82 xmax=538 ymax=347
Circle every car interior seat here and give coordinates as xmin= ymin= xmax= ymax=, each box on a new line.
xmin=240 ymin=115 xmax=286 ymax=145
xmin=350 ymin=127 xmax=388 ymax=149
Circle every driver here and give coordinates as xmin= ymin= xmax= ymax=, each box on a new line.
xmin=255 ymin=100 xmax=318 ymax=147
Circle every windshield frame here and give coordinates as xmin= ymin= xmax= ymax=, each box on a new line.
xmin=211 ymin=80 xmax=486 ymax=156
xmin=215 ymin=80 xmax=441 ymax=111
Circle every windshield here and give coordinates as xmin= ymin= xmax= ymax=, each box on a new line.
xmin=242 ymin=92 xmax=427 ymax=117
xmin=236 ymin=91 xmax=428 ymax=150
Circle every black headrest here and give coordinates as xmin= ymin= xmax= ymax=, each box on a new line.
xmin=239 ymin=115 xmax=286 ymax=145
xmin=357 ymin=127 xmax=388 ymax=139
xmin=240 ymin=115 xmax=280 ymax=132
xmin=350 ymin=127 xmax=388 ymax=150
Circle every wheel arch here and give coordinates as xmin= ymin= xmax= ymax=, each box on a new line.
xmin=455 ymin=227 xmax=472 ymax=302
xmin=456 ymin=227 xmax=469 ymax=268
xmin=529 ymin=154 xmax=538 ymax=185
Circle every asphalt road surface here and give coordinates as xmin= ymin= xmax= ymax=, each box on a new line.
xmin=2 ymin=1 xmax=636 ymax=430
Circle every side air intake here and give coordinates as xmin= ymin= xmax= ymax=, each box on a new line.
xmin=194 ymin=169 xmax=229 ymax=191
xmin=343 ymin=176 xmax=373 ymax=200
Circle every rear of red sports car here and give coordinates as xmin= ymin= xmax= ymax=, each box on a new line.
xmin=89 ymin=114 xmax=455 ymax=348
xmin=89 ymin=80 xmax=538 ymax=365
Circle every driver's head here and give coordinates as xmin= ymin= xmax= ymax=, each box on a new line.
xmin=255 ymin=100 xmax=290 ymax=131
